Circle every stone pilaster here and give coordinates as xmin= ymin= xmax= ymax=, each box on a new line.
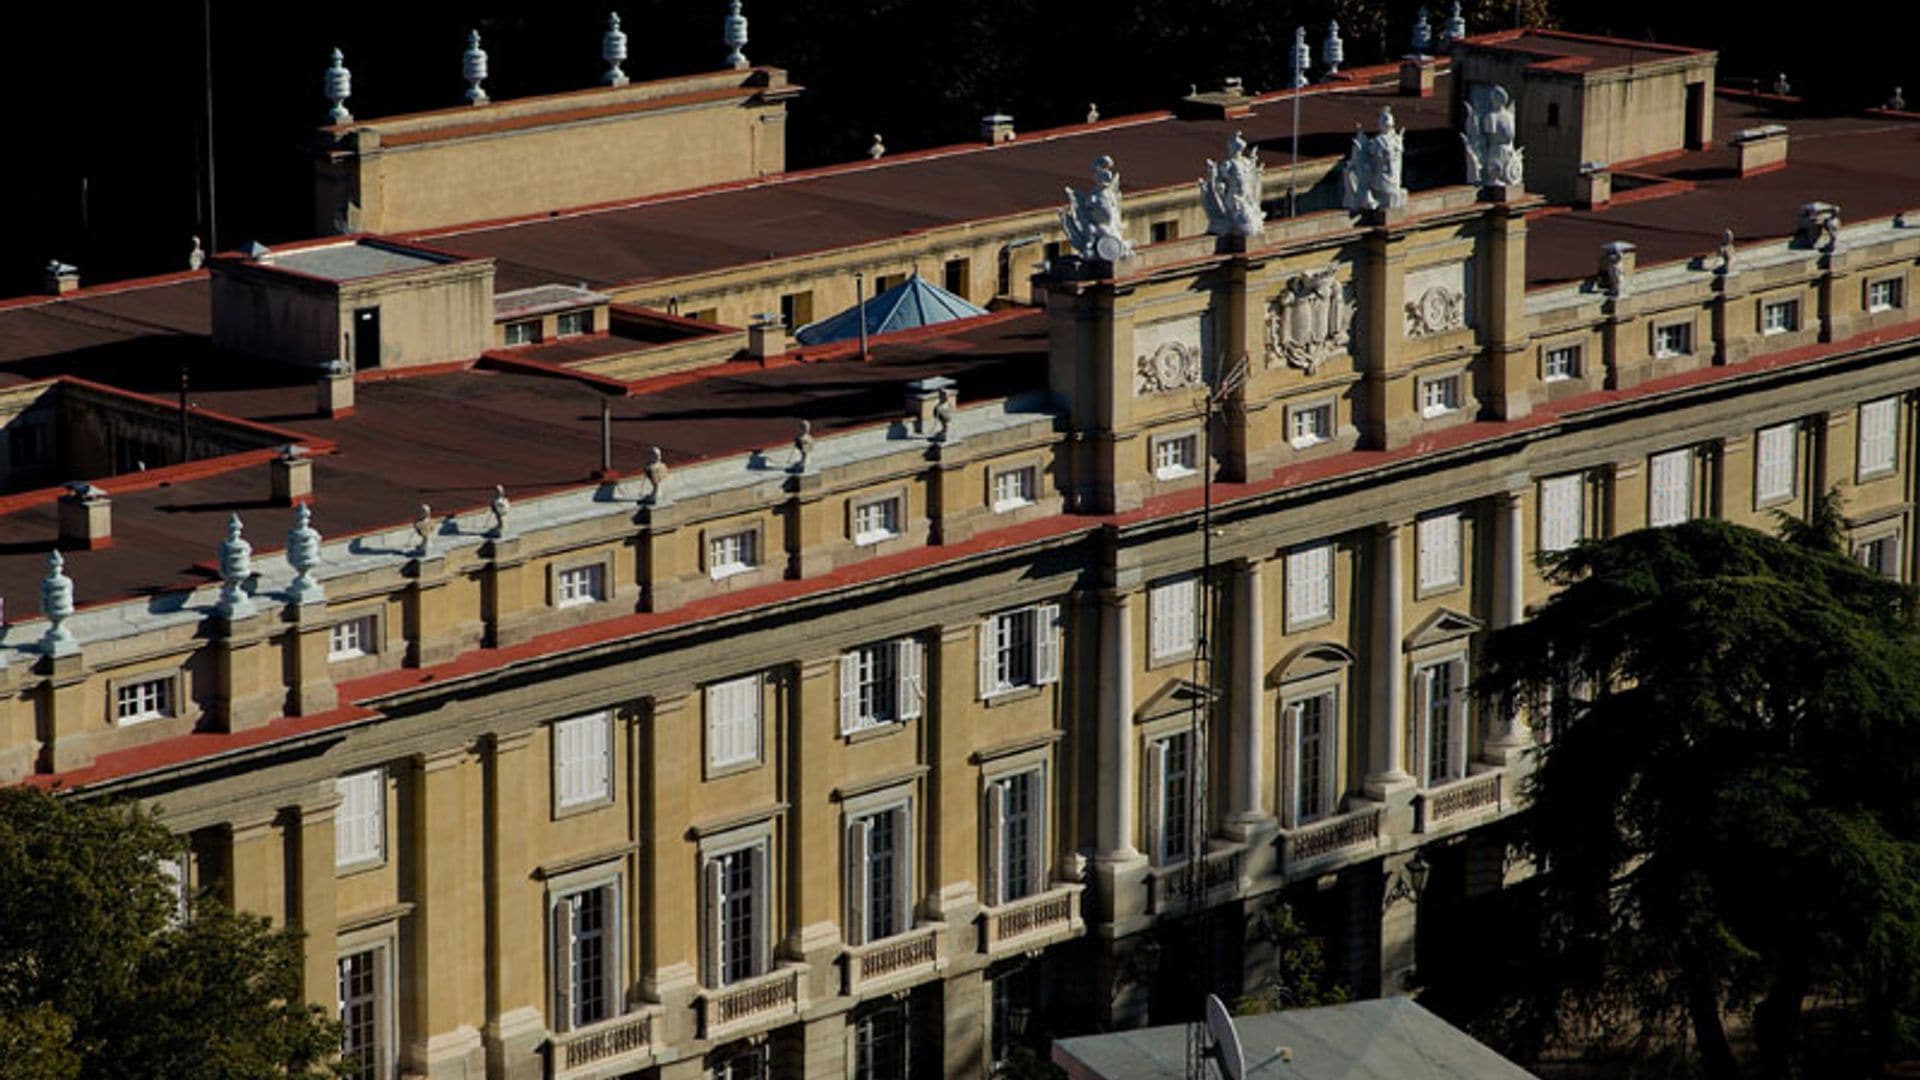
xmin=293 ymin=788 xmax=340 ymax=1015
xmin=640 ymin=691 xmax=700 ymax=1050
xmin=483 ymin=729 xmax=545 ymax=1079
xmin=224 ymin=811 xmax=286 ymax=924
xmin=404 ymin=554 xmax=457 ymax=668
xmin=941 ymin=968 xmax=988 ymax=1080
xmin=483 ymin=536 xmax=535 ymax=648
xmin=286 ymin=599 xmax=338 ymax=717
xmin=41 ymin=650 xmax=93 ymax=773
xmin=403 ymin=746 xmax=486 ymax=1079
xmin=928 ymin=623 xmax=983 ymax=928
xmin=786 ymin=656 xmax=844 ymax=997
xmin=1226 ymin=557 xmax=1270 ymax=835
xmin=1484 ymin=489 xmax=1530 ymax=763
xmin=211 ymin=610 xmax=279 ymax=732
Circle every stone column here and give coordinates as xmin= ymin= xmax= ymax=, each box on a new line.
xmin=1226 ymin=558 xmax=1269 ymax=832
xmin=293 ymin=788 xmax=340 ymax=1015
xmin=483 ymin=535 xmax=535 ymax=648
xmin=1364 ymin=524 xmax=1412 ymax=798
xmin=286 ymin=600 xmax=338 ymax=717
xmin=483 ymin=730 xmax=545 ymax=1077
xmin=211 ymin=611 xmax=278 ymax=732
xmin=1094 ymin=590 xmax=1138 ymax=861
xmin=404 ymin=747 xmax=485 ymax=1078
xmin=1485 ymin=491 xmax=1529 ymax=762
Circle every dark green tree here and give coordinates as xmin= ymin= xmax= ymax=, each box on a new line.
xmin=1476 ymin=497 xmax=1920 ymax=1078
xmin=1234 ymin=899 xmax=1349 ymax=1014
xmin=0 ymin=787 xmax=339 ymax=1080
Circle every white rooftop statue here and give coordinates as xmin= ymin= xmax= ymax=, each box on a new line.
xmin=413 ymin=504 xmax=434 ymax=556
xmin=793 ymin=420 xmax=814 ymax=473
xmin=1322 ymin=21 xmax=1344 ymax=76
xmin=870 ymin=134 xmax=886 ymax=160
xmin=217 ymin=513 xmax=257 ymax=620
xmin=1462 ymin=83 xmax=1524 ymax=189
xmin=188 ymin=236 xmax=204 ymax=271
xmin=464 ymin=30 xmax=490 ymax=106
xmin=1087 ymin=103 xmax=1100 ymax=124
xmin=724 ymin=0 xmax=749 ymax=70
xmin=325 ymin=48 xmax=353 ymax=124
xmin=1410 ymin=6 xmax=1433 ymax=57
xmin=40 ymin=551 xmax=75 ymax=658
xmin=603 ymin=13 xmax=630 ymax=87
xmin=287 ymin=504 xmax=324 ymax=604
xmin=489 ymin=485 xmax=512 ymax=538
xmin=1060 ymin=156 xmax=1134 ymax=262
xmin=643 ymin=448 xmax=670 ymax=504
xmin=1443 ymin=0 xmax=1467 ymax=45
xmin=1200 ymin=132 xmax=1266 ymax=239
xmin=1341 ymin=106 xmax=1408 ymax=213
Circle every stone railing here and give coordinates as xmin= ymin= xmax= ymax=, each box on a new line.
xmin=981 ymin=884 xmax=1084 ymax=956
xmin=1278 ymin=804 xmax=1384 ymax=874
xmin=1415 ymin=770 xmax=1504 ymax=833
xmin=845 ymin=923 xmax=945 ymax=996
xmin=698 ymin=964 xmax=805 ymax=1041
xmin=1148 ymin=844 xmax=1246 ymax=913
xmin=550 ymin=1009 xmax=655 ymax=1079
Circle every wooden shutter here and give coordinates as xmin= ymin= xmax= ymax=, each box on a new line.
xmin=893 ymin=805 xmax=913 ymax=935
xmin=983 ymin=784 xmax=1006 ymax=907
xmin=589 ymin=715 xmax=610 ymax=801
xmin=1413 ymin=667 xmax=1434 ymax=784
xmin=1321 ymin=691 xmax=1340 ymax=818
xmin=1029 ymin=770 xmax=1050 ymax=890
xmin=551 ymin=897 xmax=575 ymax=1031
xmin=1034 ymin=604 xmax=1062 ymax=685
xmin=897 ymin=639 xmax=924 ymax=721
xmin=602 ymin=882 xmax=622 ymax=1021
xmin=840 ymin=652 xmax=860 ymax=735
xmin=705 ymin=684 xmax=726 ymax=772
xmin=1448 ymin=658 xmax=1470 ymax=779
xmin=748 ymin=844 xmax=770 ymax=977
xmin=978 ymin=619 xmax=997 ymax=698
xmin=703 ymin=859 xmax=725 ymax=987
xmin=1144 ymin=740 xmax=1167 ymax=865
xmin=1282 ymin=702 xmax=1304 ymax=828
xmin=845 ymin=819 xmax=872 ymax=946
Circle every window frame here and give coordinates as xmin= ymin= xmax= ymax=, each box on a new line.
xmin=1868 ymin=276 xmax=1905 ymax=314
xmin=705 ymin=525 xmax=761 ymax=581
xmin=554 ymin=309 xmax=595 ymax=338
xmin=503 ymin=319 xmax=542 ymax=346
xmin=704 ymin=674 xmax=765 ymax=776
xmin=977 ymin=603 xmax=1062 ymax=699
xmin=112 ymin=671 xmax=178 ymax=726
xmin=990 ymin=463 xmax=1038 ymax=512
xmin=1286 ymin=397 xmax=1335 ymax=449
xmin=1280 ymin=679 xmax=1341 ymax=829
xmin=701 ymin=827 xmax=775 ymax=989
xmin=550 ymin=557 xmax=611 ymax=610
xmin=1147 ymin=575 xmax=1200 ymax=665
xmin=843 ymin=788 xmax=915 ymax=947
xmin=1858 ymin=396 xmax=1901 ymax=480
xmin=546 ymin=862 xmax=624 ymax=1034
xmin=1418 ymin=373 xmax=1463 ymax=419
xmin=1537 ymin=473 xmax=1585 ymax=554
xmin=1541 ymin=342 xmax=1581 ymax=382
xmin=850 ymin=492 xmax=906 ymax=547
xmin=1753 ymin=421 xmax=1799 ymax=507
xmin=840 ymin=637 xmax=925 ymax=736
xmin=1414 ymin=654 xmax=1471 ymax=788
xmin=981 ymin=761 xmax=1049 ymax=907
xmin=1760 ymin=297 xmax=1800 ymax=335
xmin=1853 ymin=525 xmax=1904 ymax=580
xmin=1150 ymin=430 xmax=1200 ymax=480
xmin=1652 ymin=319 xmax=1694 ymax=359
xmin=336 ymin=940 xmax=395 ymax=1080
xmin=328 ymin=612 xmax=380 ymax=662
xmin=1144 ymin=728 xmax=1194 ymax=868
xmin=1647 ymin=447 xmax=1695 ymax=527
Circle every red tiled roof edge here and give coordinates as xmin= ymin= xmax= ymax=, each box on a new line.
xmin=0 ymin=269 xmax=209 ymax=313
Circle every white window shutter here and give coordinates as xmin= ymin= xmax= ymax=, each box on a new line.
xmin=1414 ymin=667 xmax=1435 ymax=783
xmin=978 ymin=620 xmax=996 ymax=698
xmin=893 ymin=805 xmax=913 ymax=934
xmin=703 ymin=859 xmax=724 ymax=987
xmin=1449 ymin=658 xmax=1470 ymax=778
xmin=1282 ymin=702 xmax=1304 ymax=828
xmin=1030 ymin=770 xmax=1049 ymax=890
xmin=1144 ymin=740 xmax=1167 ymax=865
xmin=983 ymin=784 xmax=1006 ymax=907
xmin=1321 ymin=691 xmax=1340 ymax=817
xmin=748 ymin=844 xmax=769 ymax=978
xmin=845 ymin=819 xmax=872 ymax=947
xmin=591 ymin=716 xmax=610 ymax=801
xmin=705 ymin=685 xmax=725 ymax=772
xmin=551 ymin=897 xmax=575 ymax=1030
xmin=1034 ymin=603 xmax=1062 ymax=685
xmin=897 ymin=639 xmax=924 ymax=721
xmin=839 ymin=653 xmax=860 ymax=735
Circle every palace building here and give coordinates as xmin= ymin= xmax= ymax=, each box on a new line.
xmin=7 ymin=10 xmax=1920 ymax=1079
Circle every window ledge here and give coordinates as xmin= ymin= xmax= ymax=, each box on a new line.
xmin=980 ymin=684 xmax=1046 ymax=708
xmin=842 ymin=720 xmax=906 ymax=745
xmin=1284 ymin=611 xmax=1334 ymax=635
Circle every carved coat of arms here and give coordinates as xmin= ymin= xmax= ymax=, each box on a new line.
xmin=1135 ymin=340 xmax=1205 ymax=396
xmin=1404 ymin=285 xmax=1466 ymax=338
xmin=1265 ymin=269 xmax=1354 ymax=373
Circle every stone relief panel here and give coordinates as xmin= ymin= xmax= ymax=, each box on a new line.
xmin=1133 ymin=313 xmax=1212 ymax=396
xmin=1403 ymin=259 xmax=1474 ymax=339
xmin=1265 ymin=268 xmax=1355 ymax=373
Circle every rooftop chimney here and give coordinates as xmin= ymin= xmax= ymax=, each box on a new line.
xmin=317 ymin=359 xmax=356 ymax=418
xmin=43 ymin=261 xmax=79 ymax=296
xmin=271 ymin=444 xmax=314 ymax=506
xmin=58 ymin=482 xmax=111 ymax=550
xmin=747 ymin=314 xmax=788 ymax=360
xmin=981 ymin=114 xmax=1016 ymax=145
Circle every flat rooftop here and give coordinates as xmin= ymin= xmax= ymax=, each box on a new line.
xmin=265 ymin=241 xmax=455 ymax=282
xmin=1461 ymin=28 xmax=1709 ymax=74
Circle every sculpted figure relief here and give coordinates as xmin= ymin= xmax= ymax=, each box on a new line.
xmin=1200 ymin=132 xmax=1266 ymax=238
xmin=1461 ymin=84 xmax=1525 ymax=189
xmin=1341 ymin=106 xmax=1408 ymax=213
xmin=1266 ymin=269 xmax=1354 ymax=372
xmin=1061 ymin=155 xmax=1135 ymax=262
xmin=1135 ymin=340 xmax=1205 ymax=396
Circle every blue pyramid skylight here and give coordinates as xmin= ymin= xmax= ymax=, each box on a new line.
xmin=793 ymin=272 xmax=989 ymax=347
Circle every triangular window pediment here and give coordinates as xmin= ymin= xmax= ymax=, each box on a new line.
xmin=1403 ymin=607 xmax=1484 ymax=652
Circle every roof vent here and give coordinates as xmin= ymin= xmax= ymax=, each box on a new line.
xmin=58 ymin=482 xmax=111 ymax=550
xmin=43 ymin=261 xmax=79 ymax=296
xmin=271 ymin=444 xmax=314 ymax=506
xmin=981 ymin=114 xmax=1016 ymax=144
xmin=747 ymin=313 xmax=787 ymax=360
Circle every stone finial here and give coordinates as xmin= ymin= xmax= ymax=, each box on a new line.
xmin=188 ymin=236 xmax=204 ymax=271
xmin=287 ymin=503 xmax=324 ymax=604
xmin=413 ymin=504 xmax=433 ymax=556
xmin=1321 ymin=20 xmax=1344 ymax=76
xmin=1290 ymin=27 xmax=1311 ymax=89
xmin=869 ymin=134 xmax=886 ymax=160
xmin=489 ymin=485 xmax=511 ymax=537
xmin=1060 ymin=155 xmax=1134 ymax=262
xmin=603 ymin=12 xmax=630 ymax=86
xmin=40 ymin=550 xmax=76 ymax=657
xmin=1442 ymin=0 xmax=1466 ymax=46
xmin=325 ymin=48 xmax=353 ymax=124
xmin=932 ymin=388 xmax=956 ymax=443
xmin=643 ymin=447 xmax=669 ymax=503
xmin=1772 ymin=72 xmax=1791 ymax=96
xmin=464 ymin=30 xmax=490 ymax=106
xmin=1717 ymin=227 xmax=1736 ymax=275
xmin=1410 ymin=6 xmax=1432 ymax=57
xmin=216 ymin=513 xmax=257 ymax=620
xmin=1890 ymin=86 xmax=1907 ymax=112
xmin=1200 ymin=131 xmax=1266 ymax=239
xmin=723 ymin=0 xmax=749 ymax=70
xmin=792 ymin=420 xmax=814 ymax=473
xmin=1086 ymin=103 xmax=1100 ymax=124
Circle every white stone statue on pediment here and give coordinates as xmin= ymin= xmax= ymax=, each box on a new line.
xmin=1341 ymin=106 xmax=1408 ymax=213
xmin=1061 ymin=156 xmax=1135 ymax=262
xmin=1462 ymin=83 xmax=1525 ymax=189
xmin=1200 ymin=132 xmax=1267 ymax=238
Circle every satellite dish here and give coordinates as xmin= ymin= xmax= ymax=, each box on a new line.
xmin=1206 ymin=993 xmax=1247 ymax=1080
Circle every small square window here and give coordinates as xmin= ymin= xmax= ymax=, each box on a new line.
xmin=1654 ymin=322 xmax=1693 ymax=359
xmin=1421 ymin=375 xmax=1462 ymax=418
xmin=1150 ymin=220 xmax=1179 ymax=243
xmin=504 ymin=319 xmax=542 ymax=346
xmin=1543 ymin=344 xmax=1580 ymax=381
xmin=1762 ymin=299 xmax=1800 ymax=335
xmin=1855 ymin=533 xmax=1902 ymax=580
xmin=1289 ymin=402 xmax=1333 ymax=448
xmin=852 ymin=497 xmax=903 ymax=546
xmin=329 ymin=614 xmax=376 ymax=661
xmin=992 ymin=466 xmax=1036 ymax=512
xmin=556 ymin=563 xmax=606 ymax=608
xmin=708 ymin=530 xmax=758 ymax=580
xmin=1152 ymin=434 xmax=1198 ymax=479
xmin=1869 ymin=278 xmax=1904 ymax=313
xmin=115 ymin=675 xmax=174 ymax=725
xmin=555 ymin=310 xmax=594 ymax=337
xmin=780 ymin=290 xmax=814 ymax=329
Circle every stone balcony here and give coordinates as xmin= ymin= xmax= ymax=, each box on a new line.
xmin=1276 ymin=802 xmax=1387 ymax=878
xmin=843 ymin=922 xmax=946 ymax=997
xmin=697 ymin=964 xmax=807 ymax=1042
xmin=1147 ymin=843 xmax=1247 ymax=915
xmin=549 ymin=1008 xmax=659 ymax=1080
xmin=1413 ymin=768 xmax=1505 ymax=835
xmin=980 ymin=883 xmax=1084 ymax=958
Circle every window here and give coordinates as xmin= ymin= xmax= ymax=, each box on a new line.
xmin=503 ymin=319 xmax=541 ymax=346
xmin=874 ymin=272 xmax=908 ymax=293
xmin=555 ymin=563 xmax=605 ymax=608
xmin=943 ymin=258 xmax=972 ymax=301
xmin=840 ymin=638 xmax=924 ymax=735
xmin=555 ymin=310 xmax=595 ymax=337
xmin=1648 ymin=448 xmax=1694 ymax=527
xmin=714 ymin=1047 xmax=769 ymax=1080
xmin=1855 ymin=533 xmax=1902 ymax=579
xmin=1289 ymin=401 xmax=1333 ymax=448
xmin=1417 ymin=658 xmax=1468 ymax=787
xmin=335 ymin=769 xmax=385 ymax=870
xmin=780 ymin=290 xmax=814 ymax=329
xmin=846 ymin=804 xmax=912 ymax=945
xmin=1420 ymin=374 xmax=1462 ymax=418
xmin=1543 ymin=344 xmax=1581 ymax=381
xmin=329 ymin=615 xmax=376 ymax=661
xmin=1859 ymin=397 xmax=1900 ymax=478
xmin=705 ymin=843 xmax=769 ymax=986
xmin=116 ymin=675 xmax=173 ymax=725
xmin=1286 ymin=543 xmax=1333 ymax=628
xmin=1416 ymin=511 xmax=1462 ymax=593
xmin=1148 ymin=577 xmax=1198 ymax=663
xmin=1869 ymin=278 xmax=1904 ymax=313
xmin=1762 ymin=298 xmax=1800 ymax=335
xmin=1538 ymin=474 xmax=1584 ymax=554
xmin=1150 ymin=220 xmax=1179 ymax=243
xmin=983 ymin=768 xmax=1046 ymax=905
xmin=337 ymin=947 xmax=389 ymax=1080
xmin=992 ymin=466 xmax=1036 ymax=511
xmin=1285 ymin=691 xmax=1337 ymax=827
xmin=853 ymin=1003 xmax=913 ymax=1080
xmin=708 ymin=529 xmax=757 ymax=580
xmin=551 ymin=882 xmax=620 ymax=1031
xmin=1654 ymin=321 xmax=1693 ymax=358
xmin=1146 ymin=731 xmax=1192 ymax=866
xmin=706 ymin=675 xmax=762 ymax=773
xmin=978 ymin=604 xmax=1061 ymax=698
xmin=553 ymin=712 xmax=612 ymax=810
xmin=1755 ymin=422 xmax=1798 ymax=504
xmin=852 ymin=496 xmax=903 ymax=546
xmin=1152 ymin=433 xmax=1198 ymax=479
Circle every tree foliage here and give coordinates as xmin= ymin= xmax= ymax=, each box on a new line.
xmin=0 ymin=787 xmax=339 ymax=1080
xmin=1234 ymin=899 xmax=1349 ymax=1015
xmin=1476 ymin=501 xmax=1920 ymax=1077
